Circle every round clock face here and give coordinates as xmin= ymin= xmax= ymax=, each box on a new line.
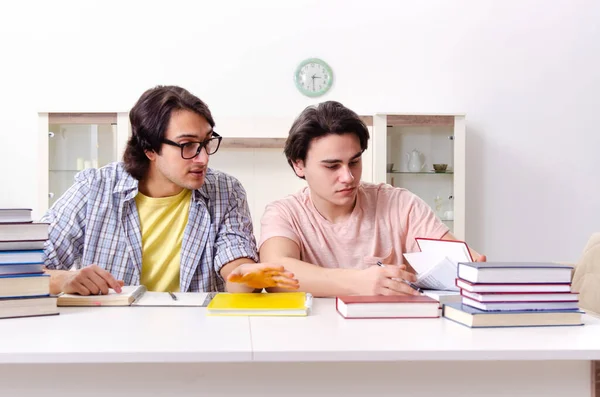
xmin=294 ymin=58 xmax=333 ymax=97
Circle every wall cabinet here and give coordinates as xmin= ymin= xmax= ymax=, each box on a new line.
xmin=362 ymin=113 xmax=466 ymax=240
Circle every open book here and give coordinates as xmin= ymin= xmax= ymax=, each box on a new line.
xmin=57 ymin=285 xmax=148 ymax=306
xmin=403 ymin=238 xmax=473 ymax=291
xmin=57 ymin=285 xmax=212 ymax=307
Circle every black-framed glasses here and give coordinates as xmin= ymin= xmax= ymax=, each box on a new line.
xmin=162 ymin=132 xmax=222 ymax=159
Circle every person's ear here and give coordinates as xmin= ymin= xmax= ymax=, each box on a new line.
xmin=292 ymin=160 xmax=305 ymax=178
xmin=145 ymin=150 xmax=156 ymax=161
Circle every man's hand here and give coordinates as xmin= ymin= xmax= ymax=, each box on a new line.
xmin=61 ymin=264 xmax=124 ymax=295
xmin=353 ymin=264 xmax=420 ymax=296
xmin=227 ymin=262 xmax=299 ymax=290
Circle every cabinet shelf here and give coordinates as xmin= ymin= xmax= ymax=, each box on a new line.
xmin=387 ymin=171 xmax=454 ymax=175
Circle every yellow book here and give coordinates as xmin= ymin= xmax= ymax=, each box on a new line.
xmin=207 ymin=292 xmax=312 ymax=316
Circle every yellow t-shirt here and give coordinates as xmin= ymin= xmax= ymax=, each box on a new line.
xmin=135 ymin=188 xmax=192 ymax=292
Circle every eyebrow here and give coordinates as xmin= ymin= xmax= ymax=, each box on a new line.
xmin=174 ymin=131 xmax=213 ymax=140
xmin=320 ymin=151 xmax=363 ymax=164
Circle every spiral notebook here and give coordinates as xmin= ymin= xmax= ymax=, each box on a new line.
xmin=57 ymin=286 xmax=214 ymax=307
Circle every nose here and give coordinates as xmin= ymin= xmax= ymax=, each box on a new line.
xmin=339 ymin=166 xmax=354 ymax=183
xmin=192 ymin=146 xmax=209 ymax=164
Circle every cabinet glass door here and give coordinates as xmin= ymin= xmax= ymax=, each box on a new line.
xmin=48 ymin=123 xmax=116 ymax=207
xmin=385 ymin=120 xmax=455 ymax=232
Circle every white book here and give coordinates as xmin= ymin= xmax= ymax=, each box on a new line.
xmin=456 ymin=278 xmax=572 ymax=293
xmin=0 ymin=240 xmax=46 ymax=251
xmin=457 ymin=262 xmax=573 ymax=284
xmin=461 ymin=296 xmax=580 ymax=312
xmin=0 ymin=208 xmax=32 ymax=224
xmin=461 ymin=290 xmax=579 ymax=303
xmin=423 ymin=290 xmax=462 ymax=304
xmin=0 ymin=223 xmax=49 ymax=241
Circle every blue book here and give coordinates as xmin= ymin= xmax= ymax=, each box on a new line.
xmin=443 ymin=302 xmax=583 ymax=328
xmin=0 ymin=263 xmax=44 ymax=275
xmin=0 ymin=249 xmax=44 ymax=265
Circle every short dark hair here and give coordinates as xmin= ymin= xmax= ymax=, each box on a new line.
xmin=123 ymin=85 xmax=215 ymax=180
xmin=284 ymin=101 xmax=369 ymax=178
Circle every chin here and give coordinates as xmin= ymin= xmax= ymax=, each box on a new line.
xmin=332 ymin=194 xmax=356 ymax=207
xmin=183 ymin=177 xmax=205 ymax=190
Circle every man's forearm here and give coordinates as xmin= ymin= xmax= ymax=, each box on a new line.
xmin=44 ymin=269 xmax=71 ymax=295
xmin=266 ymin=257 xmax=359 ymax=297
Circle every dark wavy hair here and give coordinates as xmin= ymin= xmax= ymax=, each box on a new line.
xmin=123 ymin=85 xmax=215 ymax=180
xmin=284 ymin=101 xmax=369 ymax=179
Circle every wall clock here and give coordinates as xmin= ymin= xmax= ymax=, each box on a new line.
xmin=294 ymin=58 xmax=333 ymax=97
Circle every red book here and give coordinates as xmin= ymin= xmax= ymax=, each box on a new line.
xmin=336 ymin=295 xmax=440 ymax=319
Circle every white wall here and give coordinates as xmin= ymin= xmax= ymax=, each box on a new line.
xmin=1 ymin=0 xmax=599 ymax=262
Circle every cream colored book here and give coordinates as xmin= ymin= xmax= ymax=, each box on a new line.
xmin=132 ymin=291 xmax=209 ymax=307
xmin=57 ymin=285 xmax=147 ymax=307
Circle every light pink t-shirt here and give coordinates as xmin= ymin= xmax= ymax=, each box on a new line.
xmin=259 ymin=182 xmax=449 ymax=269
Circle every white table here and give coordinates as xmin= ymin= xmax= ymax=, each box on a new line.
xmin=1 ymin=299 xmax=599 ymax=397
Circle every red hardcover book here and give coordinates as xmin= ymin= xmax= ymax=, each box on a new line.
xmin=336 ymin=295 xmax=440 ymax=319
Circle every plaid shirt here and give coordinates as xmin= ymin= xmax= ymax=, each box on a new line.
xmin=41 ymin=162 xmax=258 ymax=292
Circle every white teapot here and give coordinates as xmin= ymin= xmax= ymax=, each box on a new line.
xmin=406 ymin=149 xmax=425 ymax=172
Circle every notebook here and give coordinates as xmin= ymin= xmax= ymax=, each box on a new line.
xmin=57 ymin=285 xmax=147 ymax=306
xmin=131 ymin=291 xmax=210 ymax=307
xmin=336 ymin=295 xmax=440 ymax=319
xmin=207 ymin=292 xmax=311 ymax=316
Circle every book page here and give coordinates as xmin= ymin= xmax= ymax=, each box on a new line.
xmin=404 ymin=253 xmax=460 ymax=291
xmin=132 ymin=292 xmax=209 ymax=307
xmin=57 ymin=285 xmax=146 ymax=306
xmin=414 ymin=257 xmax=459 ymax=291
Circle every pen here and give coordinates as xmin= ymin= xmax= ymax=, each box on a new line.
xmin=168 ymin=291 xmax=178 ymax=301
xmin=376 ymin=261 xmax=423 ymax=293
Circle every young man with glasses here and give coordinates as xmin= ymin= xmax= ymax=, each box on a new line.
xmin=258 ymin=101 xmax=484 ymax=298
xmin=42 ymin=85 xmax=298 ymax=295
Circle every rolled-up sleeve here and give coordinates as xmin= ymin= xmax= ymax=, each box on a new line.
xmin=212 ymin=178 xmax=258 ymax=276
xmin=41 ymin=173 xmax=90 ymax=270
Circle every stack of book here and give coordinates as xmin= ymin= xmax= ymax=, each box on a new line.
xmin=443 ymin=261 xmax=583 ymax=328
xmin=0 ymin=208 xmax=58 ymax=319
